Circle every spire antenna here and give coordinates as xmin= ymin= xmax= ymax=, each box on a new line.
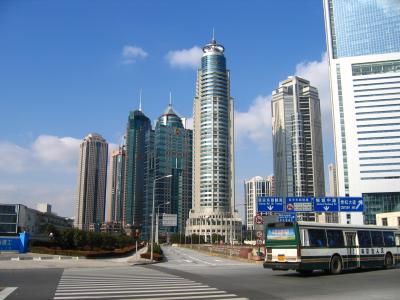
xmin=212 ymin=27 xmax=215 ymax=43
xmin=169 ymin=91 xmax=172 ymax=106
xmin=139 ymin=89 xmax=142 ymax=111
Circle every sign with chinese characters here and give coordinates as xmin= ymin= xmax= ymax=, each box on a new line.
xmin=286 ymin=197 xmax=314 ymax=212
xmin=257 ymin=197 xmax=284 ymax=213
xmin=314 ymin=197 xmax=339 ymax=212
xmin=162 ymin=214 xmax=177 ymax=227
xmin=278 ymin=213 xmax=296 ymax=222
xmin=339 ymin=197 xmax=364 ymax=212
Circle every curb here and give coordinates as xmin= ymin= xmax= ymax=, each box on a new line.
xmin=4 ymin=256 xmax=81 ymax=261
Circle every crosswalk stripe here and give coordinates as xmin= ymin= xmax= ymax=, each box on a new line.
xmin=55 ymin=287 xmax=217 ymax=295
xmin=53 ymin=267 xmax=246 ymax=300
xmin=56 ymin=283 xmax=203 ymax=289
xmin=54 ymin=291 xmax=227 ymax=299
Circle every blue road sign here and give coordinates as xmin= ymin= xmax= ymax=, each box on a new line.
xmin=257 ymin=197 xmax=284 ymax=213
xmin=278 ymin=213 xmax=296 ymax=222
xmin=339 ymin=197 xmax=364 ymax=212
xmin=314 ymin=197 xmax=339 ymax=212
xmin=285 ymin=197 xmax=314 ymax=212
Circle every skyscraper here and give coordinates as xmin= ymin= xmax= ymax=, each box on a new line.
xmin=186 ymin=36 xmax=241 ymax=243
xmin=125 ymin=109 xmax=151 ymax=229
xmin=328 ymin=163 xmax=337 ymax=197
xmin=244 ymin=176 xmax=275 ymax=231
xmin=272 ymin=76 xmax=325 ymax=221
xmin=323 ymin=0 xmax=400 ymax=224
xmin=143 ymin=103 xmax=192 ymax=241
xmin=75 ymin=133 xmax=108 ymax=230
xmin=109 ymin=146 xmax=126 ymax=223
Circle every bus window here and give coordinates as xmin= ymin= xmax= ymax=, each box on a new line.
xmin=308 ymin=229 xmax=327 ymax=247
xmin=395 ymin=234 xmax=400 ymax=246
xmin=358 ymin=230 xmax=372 ymax=247
xmin=371 ymin=231 xmax=384 ymax=247
xmin=383 ymin=231 xmax=395 ymax=247
xmin=327 ymin=230 xmax=345 ymax=247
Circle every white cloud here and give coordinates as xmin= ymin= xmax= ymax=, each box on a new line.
xmin=122 ymin=45 xmax=148 ymax=64
xmin=0 ymin=141 xmax=30 ymax=173
xmin=0 ymin=135 xmax=81 ymax=174
xmin=234 ymin=95 xmax=272 ymax=150
xmin=295 ymin=52 xmax=330 ymax=114
xmin=0 ymin=183 xmax=75 ymax=217
xmin=166 ymin=46 xmax=203 ymax=69
xmin=32 ymin=135 xmax=81 ymax=166
xmin=294 ymin=52 xmax=333 ymax=139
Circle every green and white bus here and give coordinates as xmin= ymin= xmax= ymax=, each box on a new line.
xmin=263 ymin=221 xmax=400 ymax=275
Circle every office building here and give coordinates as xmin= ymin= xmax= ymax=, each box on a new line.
xmin=143 ymin=103 xmax=193 ymax=241
xmin=186 ymin=36 xmax=241 ymax=243
xmin=323 ymin=0 xmax=400 ymax=224
xmin=109 ymin=146 xmax=126 ymax=223
xmin=125 ymin=109 xmax=151 ymax=229
xmin=75 ymin=133 xmax=108 ymax=230
xmin=272 ymin=76 xmax=325 ymax=221
xmin=0 ymin=203 xmax=73 ymax=236
xmin=328 ymin=163 xmax=337 ymax=197
xmin=244 ymin=176 xmax=275 ymax=231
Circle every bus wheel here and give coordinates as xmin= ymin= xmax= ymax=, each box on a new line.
xmin=329 ymin=255 xmax=342 ymax=275
xmin=296 ymin=270 xmax=313 ymax=276
xmin=384 ymin=253 xmax=393 ymax=269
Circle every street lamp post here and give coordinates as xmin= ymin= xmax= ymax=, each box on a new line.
xmin=151 ymin=174 xmax=172 ymax=262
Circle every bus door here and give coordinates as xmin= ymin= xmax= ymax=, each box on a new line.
xmin=344 ymin=231 xmax=359 ymax=268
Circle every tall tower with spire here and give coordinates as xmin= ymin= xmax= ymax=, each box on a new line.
xmin=124 ymin=94 xmax=151 ymax=229
xmin=142 ymin=99 xmax=193 ymax=240
xmin=186 ymin=35 xmax=241 ymax=243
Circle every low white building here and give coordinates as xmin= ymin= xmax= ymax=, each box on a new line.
xmin=376 ymin=212 xmax=400 ymax=227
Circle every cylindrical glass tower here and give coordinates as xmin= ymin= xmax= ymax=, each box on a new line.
xmin=193 ymin=38 xmax=235 ymax=214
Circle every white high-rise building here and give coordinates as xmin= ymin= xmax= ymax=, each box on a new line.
xmin=323 ymin=0 xmax=400 ymax=224
xmin=244 ymin=176 xmax=275 ymax=231
xmin=328 ymin=163 xmax=337 ymax=197
xmin=186 ymin=36 xmax=241 ymax=243
xmin=75 ymin=133 xmax=108 ymax=230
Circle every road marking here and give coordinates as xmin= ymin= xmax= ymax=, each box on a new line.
xmin=53 ymin=267 xmax=246 ymax=300
xmin=0 ymin=287 xmax=17 ymax=300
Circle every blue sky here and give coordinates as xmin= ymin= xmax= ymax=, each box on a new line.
xmin=0 ymin=0 xmax=333 ymax=219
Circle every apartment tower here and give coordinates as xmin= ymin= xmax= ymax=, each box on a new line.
xmin=75 ymin=133 xmax=108 ymax=230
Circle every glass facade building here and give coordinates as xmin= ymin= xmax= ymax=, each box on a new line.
xmin=327 ymin=0 xmax=400 ymax=58
xmin=142 ymin=105 xmax=192 ymax=241
xmin=324 ymin=0 xmax=400 ymax=224
xmin=186 ymin=37 xmax=241 ymax=243
xmin=125 ymin=110 xmax=151 ymax=228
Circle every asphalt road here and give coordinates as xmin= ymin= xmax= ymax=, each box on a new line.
xmin=0 ymin=246 xmax=399 ymax=300
xmin=152 ymin=246 xmax=400 ymax=300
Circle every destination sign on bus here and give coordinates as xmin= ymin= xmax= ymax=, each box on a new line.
xmin=266 ymin=227 xmax=296 ymax=241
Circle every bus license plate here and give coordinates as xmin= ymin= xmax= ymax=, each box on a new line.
xmin=278 ymin=255 xmax=285 ymax=262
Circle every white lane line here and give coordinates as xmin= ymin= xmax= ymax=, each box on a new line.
xmin=56 ymin=285 xmax=210 ymax=293
xmin=184 ymin=259 xmax=193 ymax=263
xmin=0 ymin=287 xmax=17 ymax=300
xmin=57 ymin=281 xmax=195 ymax=286
xmin=57 ymin=283 xmax=202 ymax=289
xmin=55 ymin=287 xmax=217 ymax=296
xmin=54 ymin=290 xmax=227 ymax=299
xmin=107 ymin=295 xmax=247 ymax=300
